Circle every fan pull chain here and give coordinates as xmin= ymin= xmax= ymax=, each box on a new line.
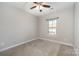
xmin=39 ymin=4 xmax=42 ymax=12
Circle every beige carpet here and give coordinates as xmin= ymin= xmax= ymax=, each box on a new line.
xmin=0 ymin=39 xmax=75 ymax=56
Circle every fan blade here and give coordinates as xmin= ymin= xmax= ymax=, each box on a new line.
xmin=33 ymin=2 xmax=38 ymax=4
xmin=30 ymin=6 xmax=36 ymax=9
xmin=33 ymin=2 xmax=43 ymax=4
xmin=42 ymin=5 xmax=50 ymax=8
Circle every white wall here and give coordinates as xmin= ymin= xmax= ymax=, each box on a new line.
xmin=38 ymin=6 xmax=74 ymax=45
xmin=0 ymin=3 xmax=37 ymax=50
xmin=74 ymin=2 xmax=79 ymax=55
xmin=0 ymin=2 xmax=75 ymax=52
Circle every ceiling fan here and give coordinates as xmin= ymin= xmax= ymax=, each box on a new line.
xmin=30 ymin=2 xmax=52 ymax=12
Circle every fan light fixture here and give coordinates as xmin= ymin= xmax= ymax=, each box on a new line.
xmin=30 ymin=2 xmax=53 ymax=12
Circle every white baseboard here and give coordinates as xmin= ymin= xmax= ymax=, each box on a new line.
xmin=38 ymin=37 xmax=73 ymax=47
xmin=0 ymin=38 xmax=37 ymax=52
xmin=0 ymin=37 xmax=74 ymax=52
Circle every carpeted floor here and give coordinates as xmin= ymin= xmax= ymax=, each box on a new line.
xmin=0 ymin=39 xmax=75 ymax=56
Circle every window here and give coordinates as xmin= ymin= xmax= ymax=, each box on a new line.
xmin=48 ymin=20 xmax=57 ymax=35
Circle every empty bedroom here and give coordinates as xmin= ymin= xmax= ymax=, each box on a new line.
xmin=0 ymin=2 xmax=79 ymax=56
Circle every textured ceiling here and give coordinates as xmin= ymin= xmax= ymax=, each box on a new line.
xmin=7 ymin=2 xmax=74 ymax=16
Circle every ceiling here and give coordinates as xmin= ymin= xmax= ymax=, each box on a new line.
xmin=7 ymin=2 xmax=74 ymax=16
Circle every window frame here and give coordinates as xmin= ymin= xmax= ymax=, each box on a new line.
xmin=48 ymin=20 xmax=57 ymax=35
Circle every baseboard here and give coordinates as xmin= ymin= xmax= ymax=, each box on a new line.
xmin=38 ymin=37 xmax=73 ymax=47
xmin=0 ymin=38 xmax=37 ymax=52
xmin=0 ymin=37 xmax=74 ymax=52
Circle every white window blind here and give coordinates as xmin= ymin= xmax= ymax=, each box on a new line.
xmin=48 ymin=20 xmax=57 ymax=35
